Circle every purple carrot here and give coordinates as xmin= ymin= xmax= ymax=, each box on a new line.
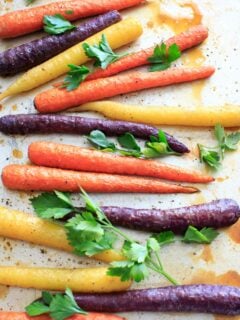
xmin=64 ymin=199 xmax=240 ymax=233
xmin=0 ymin=114 xmax=189 ymax=153
xmin=0 ymin=11 xmax=121 ymax=76
xmin=98 ymin=199 xmax=240 ymax=233
xmin=74 ymin=285 xmax=240 ymax=315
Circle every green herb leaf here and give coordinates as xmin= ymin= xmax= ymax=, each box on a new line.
xmin=148 ymin=43 xmax=181 ymax=72
xmin=152 ymin=231 xmax=175 ymax=246
xmin=26 ymin=289 xmax=87 ymax=320
xmin=183 ymin=226 xmax=219 ymax=244
xmin=147 ymin=237 xmax=160 ymax=252
xmin=66 ymin=214 xmax=104 ymax=242
xmin=25 ymin=301 xmax=50 ymax=316
xmin=117 ymin=133 xmax=141 ymax=152
xmin=88 ymin=130 xmax=116 ymax=151
xmin=107 ymin=261 xmax=135 ymax=281
xmin=122 ymin=241 xmax=148 ymax=263
xmin=215 ymin=123 xmax=240 ymax=152
xmin=49 ymin=288 xmax=87 ymax=320
xmin=198 ymin=144 xmax=221 ymax=169
xmin=43 ymin=14 xmax=76 ymax=35
xmin=119 ymin=149 xmax=142 ymax=158
xmin=83 ymin=35 xmax=124 ymax=69
xmin=62 ymin=64 xmax=90 ymax=91
xmin=26 ymin=0 xmax=36 ymax=5
xmin=30 ymin=192 xmax=74 ymax=219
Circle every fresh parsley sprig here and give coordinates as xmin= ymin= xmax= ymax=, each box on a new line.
xmin=83 ymin=35 xmax=125 ymax=69
xmin=198 ymin=124 xmax=240 ymax=169
xmin=62 ymin=64 xmax=90 ymax=91
xmin=43 ymin=14 xmax=76 ymax=35
xmin=26 ymin=0 xmax=36 ymax=5
xmin=26 ymin=288 xmax=87 ymax=320
xmin=87 ymin=129 xmax=180 ymax=158
xmin=31 ymin=190 xmax=219 ymax=285
xmin=148 ymin=43 xmax=181 ymax=72
xmin=183 ymin=226 xmax=219 ymax=244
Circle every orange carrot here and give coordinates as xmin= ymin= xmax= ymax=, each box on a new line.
xmin=0 ymin=0 xmax=144 ymax=38
xmin=2 ymin=165 xmax=198 ymax=194
xmin=28 ymin=141 xmax=213 ymax=183
xmin=87 ymin=25 xmax=209 ymax=81
xmin=35 ymin=66 xmax=215 ymax=113
xmin=0 ymin=312 xmax=124 ymax=320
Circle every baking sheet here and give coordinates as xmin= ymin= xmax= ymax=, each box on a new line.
xmin=0 ymin=0 xmax=240 ymax=319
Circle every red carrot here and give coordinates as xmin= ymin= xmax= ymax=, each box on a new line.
xmin=0 ymin=312 xmax=124 ymax=320
xmin=35 ymin=66 xmax=215 ymax=113
xmin=87 ymin=25 xmax=209 ymax=80
xmin=0 ymin=0 xmax=144 ymax=38
xmin=2 ymin=165 xmax=199 ymax=194
xmin=28 ymin=141 xmax=213 ymax=183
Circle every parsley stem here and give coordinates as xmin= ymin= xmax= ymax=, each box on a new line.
xmin=104 ymin=224 xmax=133 ymax=243
xmin=147 ymin=262 xmax=178 ymax=285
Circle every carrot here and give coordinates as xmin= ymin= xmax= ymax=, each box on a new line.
xmin=76 ymin=102 xmax=240 ymax=127
xmin=28 ymin=141 xmax=213 ymax=183
xmin=87 ymin=25 xmax=209 ymax=81
xmin=2 ymin=165 xmax=199 ymax=194
xmin=0 ymin=266 xmax=131 ymax=292
xmin=0 ymin=0 xmax=144 ymax=38
xmin=0 ymin=206 xmax=123 ymax=263
xmin=0 ymin=312 xmax=124 ymax=320
xmin=0 ymin=18 xmax=142 ymax=101
xmin=34 ymin=66 xmax=215 ymax=113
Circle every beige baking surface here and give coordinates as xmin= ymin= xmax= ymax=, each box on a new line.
xmin=0 ymin=0 xmax=240 ymax=319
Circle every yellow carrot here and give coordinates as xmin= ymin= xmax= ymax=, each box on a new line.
xmin=74 ymin=101 xmax=240 ymax=127
xmin=0 ymin=18 xmax=142 ymax=101
xmin=0 ymin=266 xmax=131 ymax=292
xmin=0 ymin=206 xmax=123 ymax=263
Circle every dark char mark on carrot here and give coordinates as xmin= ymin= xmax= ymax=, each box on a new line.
xmin=74 ymin=285 xmax=240 ymax=315
xmin=0 ymin=11 xmax=121 ymax=76
xmin=0 ymin=114 xmax=189 ymax=153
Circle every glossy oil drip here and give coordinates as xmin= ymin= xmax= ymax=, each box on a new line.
xmin=226 ymin=219 xmax=240 ymax=244
xmin=147 ymin=1 xmax=202 ymax=33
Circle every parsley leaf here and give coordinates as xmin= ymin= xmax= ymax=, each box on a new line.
xmin=25 ymin=301 xmax=50 ymax=316
xmin=49 ymin=288 xmax=87 ymax=320
xmin=152 ymin=231 xmax=175 ymax=246
xmin=26 ymin=288 xmax=87 ymax=320
xmin=148 ymin=43 xmax=181 ymax=72
xmin=87 ymin=130 xmax=116 ymax=151
xmin=118 ymin=133 xmax=141 ymax=152
xmin=183 ymin=226 xmax=219 ymax=244
xmin=215 ymin=123 xmax=240 ymax=153
xmin=83 ymin=35 xmax=124 ymax=69
xmin=198 ymin=144 xmax=221 ymax=169
xmin=43 ymin=14 xmax=76 ymax=35
xmin=87 ymin=129 xmax=180 ymax=159
xmin=62 ymin=64 xmax=90 ymax=91
xmin=26 ymin=0 xmax=36 ymax=5
xmin=30 ymin=191 xmax=74 ymax=219
xmin=122 ymin=241 xmax=148 ymax=263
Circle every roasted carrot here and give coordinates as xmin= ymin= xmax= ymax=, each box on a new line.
xmin=0 ymin=18 xmax=142 ymax=101
xmin=28 ymin=141 xmax=213 ymax=183
xmin=0 ymin=312 xmax=124 ymax=320
xmin=0 ymin=206 xmax=123 ymax=263
xmin=0 ymin=0 xmax=144 ymax=38
xmin=87 ymin=25 xmax=209 ymax=80
xmin=2 ymin=165 xmax=198 ymax=194
xmin=0 ymin=266 xmax=131 ymax=292
xmin=34 ymin=66 xmax=215 ymax=113
xmin=76 ymin=102 xmax=240 ymax=127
